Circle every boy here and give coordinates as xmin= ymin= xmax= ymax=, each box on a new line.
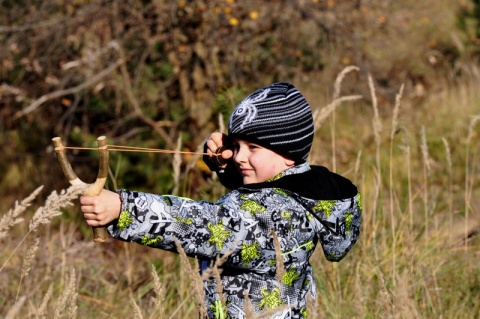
xmin=80 ymin=82 xmax=362 ymax=318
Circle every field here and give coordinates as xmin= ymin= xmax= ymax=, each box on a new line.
xmin=2 ymin=69 xmax=480 ymax=318
xmin=1 ymin=1 xmax=480 ymax=318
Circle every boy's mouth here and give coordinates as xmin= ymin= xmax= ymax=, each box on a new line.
xmin=239 ymin=168 xmax=253 ymax=175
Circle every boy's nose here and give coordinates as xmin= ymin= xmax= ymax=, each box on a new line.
xmin=234 ymin=146 xmax=247 ymax=163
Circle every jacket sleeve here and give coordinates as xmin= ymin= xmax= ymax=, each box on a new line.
xmin=310 ymin=192 xmax=362 ymax=262
xmin=106 ymin=190 xmax=237 ymax=258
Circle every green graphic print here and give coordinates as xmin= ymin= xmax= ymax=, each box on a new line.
xmin=117 ymin=210 xmax=134 ymax=230
xmin=312 ymin=200 xmax=337 ymax=218
xmin=241 ymin=242 xmax=260 ymax=265
xmin=259 ymin=288 xmax=284 ymax=309
xmin=282 ymin=268 xmax=300 ymax=286
xmin=240 ymin=196 xmax=266 ymax=216
xmin=208 ymin=223 xmax=232 ymax=250
xmin=141 ymin=234 xmax=162 ymax=247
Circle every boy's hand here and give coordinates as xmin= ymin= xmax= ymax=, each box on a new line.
xmin=80 ymin=189 xmax=121 ymax=227
xmin=206 ymin=132 xmax=233 ymax=168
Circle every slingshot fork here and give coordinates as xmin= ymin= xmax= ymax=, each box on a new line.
xmin=52 ymin=136 xmax=110 ymax=243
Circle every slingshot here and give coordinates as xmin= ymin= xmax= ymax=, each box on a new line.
xmin=51 ymin=135 xmax=228 ymax=242
xmin=52 ymin=136 xmax=109 ymax=243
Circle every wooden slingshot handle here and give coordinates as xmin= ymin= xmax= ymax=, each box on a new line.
xmin=52 ymin=136 xmax=110 ymax=243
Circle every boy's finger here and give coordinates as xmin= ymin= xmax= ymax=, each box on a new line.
xmin=83 ymin=213 xmax=97 ymax=220
xmin=221 ymin=149 xmax=233 ymax=159
xmin=85 ymin=219 xmax=100 ymax=227
xmin=80 ymin=205 xmax=96 ymax=214
xmin=206 ymin=139 xmax=217 ymax=153
xmin=79 ymin=196 xmax=88 ymax=204
xmin=210 ymin=132 xmax=224 ymax=144
xmin=80 ymin=195 xmax=97 ymax=205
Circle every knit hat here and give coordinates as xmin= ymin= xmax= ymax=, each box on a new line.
xmin=228 ymin=82 xmax=314 ymax=163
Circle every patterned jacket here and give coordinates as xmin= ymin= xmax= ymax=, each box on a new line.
xmin=107 ymin=162 xmax=362 ymax=318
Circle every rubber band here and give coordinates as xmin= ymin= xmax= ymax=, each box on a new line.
xmin=61 ymin=144 xmax=222 ymax=157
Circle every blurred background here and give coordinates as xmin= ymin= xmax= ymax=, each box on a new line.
xmin=1 ymin=0 xmax=479 ymax=318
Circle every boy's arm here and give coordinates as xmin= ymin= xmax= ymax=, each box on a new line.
xmin=106 ymin=190 xmax=236 ymax=257
xmin=107 ymin=189 xmax=315 ymax=273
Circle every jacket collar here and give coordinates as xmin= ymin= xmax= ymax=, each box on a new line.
xmin=266 ymin=162 xmax=310 ymax=182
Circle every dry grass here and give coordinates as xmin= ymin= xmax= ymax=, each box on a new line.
xmin=0 ymin=186 xmax=43 ymax=240
xmin=1 ymin=71 xmax=480 ymax=318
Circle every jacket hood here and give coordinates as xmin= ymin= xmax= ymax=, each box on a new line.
xmin=242 ymin=165 xmax=361 ymax=262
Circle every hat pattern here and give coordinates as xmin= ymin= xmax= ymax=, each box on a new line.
xmin=232 ymin=88 xmax=270 ymax=130
xmin=228 ymin=82 xmax=314 ymax=163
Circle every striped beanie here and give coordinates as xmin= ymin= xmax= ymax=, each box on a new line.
xmin=228 ymin=82 xmax=314 ymax=163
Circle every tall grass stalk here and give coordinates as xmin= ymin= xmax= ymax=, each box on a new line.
xmin=149 ymin=264 xmax=165 ymax=319
xmin=368 ymin=74 xmax=382 ymax=263
xmin=35 ymin=283 xmax=54 ymax=319
xmin=442 ymin=137 xmax=453 ymax=235
xmin=172 ymin=134 xmax=183 ymax=195
xmin=420 ymin=126 xmax=431 ymax=239
xmin=130 ymin=296 xmax=144 ymax=319
xmin=404 ymin=142 xmax=413 ymax=233
xmin=123 ymin=242 xmax=134 ymax=296
xmin=108 ymin=154 xmax=122 ymax=190
xmin=5 ymin=296 xmax=26 ymax=319
xmin=354 ymin=150 xmax=362 ymax=182
xmin=218 ymin=112 xmax=226 ymax=134
xmin=368 ymin=74 xmax=383 ymax=172
xmin=330 ymin=66 xmax=360 ymax=171
xmin=312 ymin=66 xmax=362 ymax=135
xmin=389 ymin=84 xmax=404 ymax=286
xmin=313 ymin=97 xmax=362 ymax=134
xmin=15 ymin=235 xmax=40 ymax=303
xmin=465 ymin=114 xmax=480 ymax=248
xmin=53 ymin=267 xmax=78 ymax=319
xmin=174 ymin=238 xmax=208 ymax=318
xmin=330 ymin=107 xmax=337 ymax=172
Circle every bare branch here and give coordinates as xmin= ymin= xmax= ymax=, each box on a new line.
xmin=13 ymin=59 xmax=124 ymax=120
xmin=110 ymin=41 xmax=175 ymax=149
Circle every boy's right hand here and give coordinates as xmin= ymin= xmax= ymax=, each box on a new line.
xmin=205 ymin=132 xmax=233 ymax=169
xmin=80 ymin=189 xmax=122 ymax=227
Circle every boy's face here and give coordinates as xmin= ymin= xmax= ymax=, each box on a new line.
xmin=232 ymin=139 xmax=295 ymax=184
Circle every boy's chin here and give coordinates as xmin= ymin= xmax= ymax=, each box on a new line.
xmin=242 ymin=177 xmax=264 ymax=185
xmin=242 ymin=177 xmax=255 ymax=185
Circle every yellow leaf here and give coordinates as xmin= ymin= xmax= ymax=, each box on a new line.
xmin=229 ymin=17 xmax=239 ymax=26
